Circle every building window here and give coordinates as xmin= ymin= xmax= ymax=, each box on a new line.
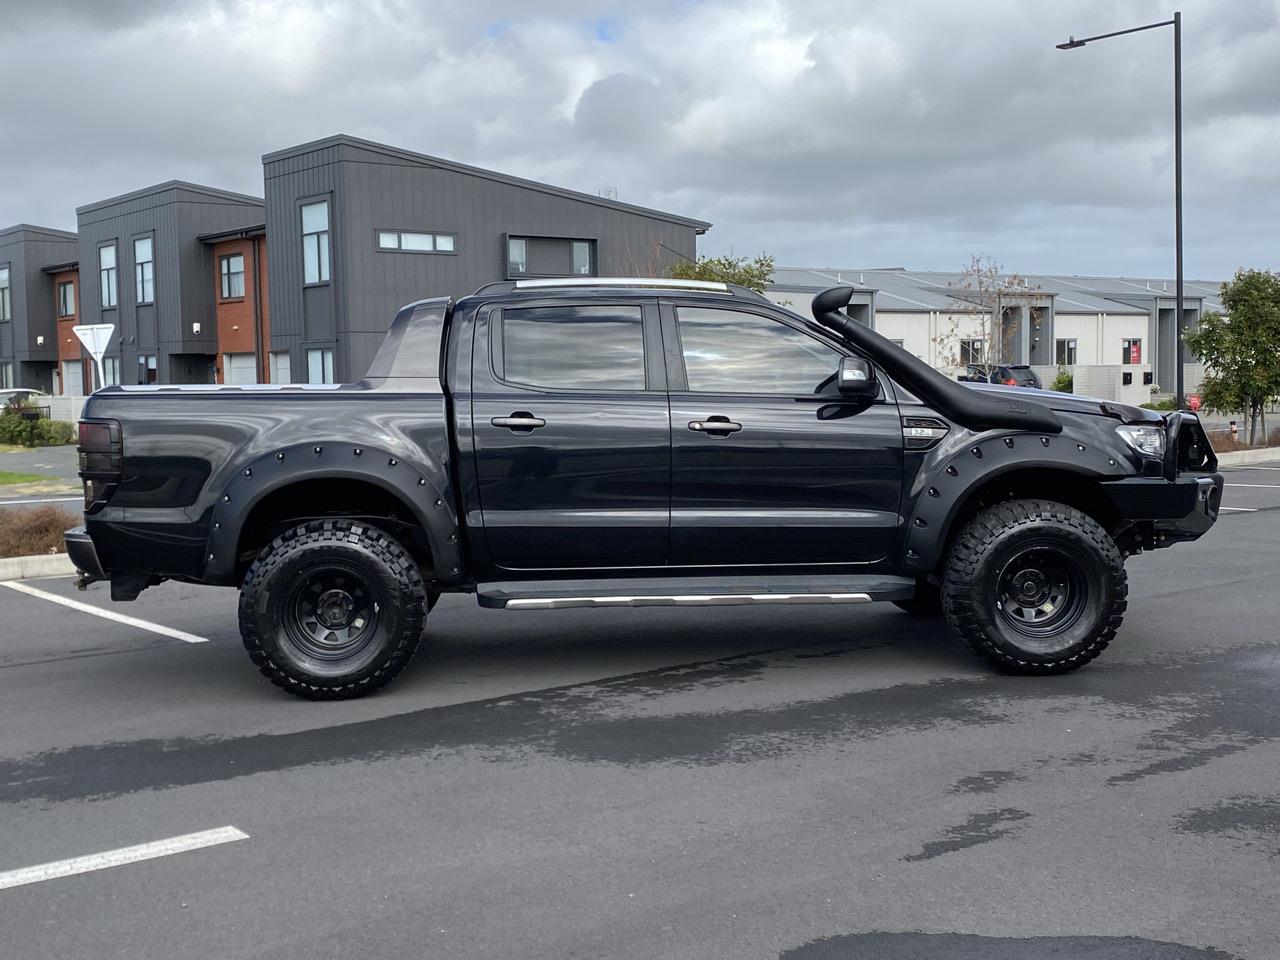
xmin=376 ymin=230 xmax=456 ymax=253
xmin=134 ymin=236 xmax=154 ymax=304
xmin=103 ymin=356 xmax=120 ymax=386
xmin=1055 ymin=338 xmax=1077 ymax=365
xmin=220 ymin=254 xmax=245 ymax=299
xmin=0 ymin=264 xmax=9 ymax=321
xmin=99 ymin=244 xmax=118 ymax=308
xmin=507 ymin=237 xmax=527 ymax=276
xmin=500 ymin=306 xmax=645 ymax=391
xmin=572 ymin=241 xmax=593 ymax=276
xmin=506 ymin=236 xmax=597 ymax=279
xmin=1122 ymin=338 xmax=1142 ymax=364
xmin=269 ymin=351 xmax=291 ymax=385
xmin=301 ymin=201 xmax=330 ymax=284
xmin=307 ymin=348 xmax=334 ymax=384
xmin=138 ymin=353 xmax=157 ymax=384
xmin=0 ymin=362 xmax=11 ymax=388
xmin=57 ymin=280 xmax=75 ymax=318
xmin=959 ymin=338 xmax=985 ymax=365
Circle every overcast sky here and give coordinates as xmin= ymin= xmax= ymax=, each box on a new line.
xmin=2 ymin=0 xmax=1276 ymax=279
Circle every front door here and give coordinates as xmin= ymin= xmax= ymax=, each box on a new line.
xmin=471 ymin=300 xmax=670 ymax=570
xmin=665 ymin=303 xmax=903 ymax=567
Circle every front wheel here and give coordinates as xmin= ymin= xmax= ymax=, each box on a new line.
xmin=239 ymin=519 xmax=428 ymax=699
xmin=942 ymin=499 xmax=1126 ymax=674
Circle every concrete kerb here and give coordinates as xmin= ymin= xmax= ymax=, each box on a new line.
xmin=1215 ymin=447 xmax=1280 ymax=467
xmin=0 ymin=553 xmax=76 ymax=583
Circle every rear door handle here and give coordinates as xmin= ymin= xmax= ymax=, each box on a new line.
xmin=688 ymin=417 xmax=742 ymax=436
xmin=491 ymin=413 xmax=546 ymax=431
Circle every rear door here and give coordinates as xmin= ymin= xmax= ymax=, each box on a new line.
xmin=470 ymin=299 xmax=670 ymax=570
xmin=664 ymin=301 xmax=903 ymax=567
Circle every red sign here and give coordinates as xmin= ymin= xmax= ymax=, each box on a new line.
xmin=1129 ymin=342 xmax=1141 ymax=364
xmin=1188 ymin=394 xmax=1201 ymax=412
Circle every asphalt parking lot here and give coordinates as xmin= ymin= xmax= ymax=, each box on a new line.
xmin=0 ymin=462 xmax=1278 ymax=959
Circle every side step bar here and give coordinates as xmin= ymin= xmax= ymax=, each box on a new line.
xmin=478 ymin=575 xmax=915 ymax=610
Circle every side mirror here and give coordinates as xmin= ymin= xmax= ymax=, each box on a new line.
xmin=837 ymin=356 xmax=877 ymax=398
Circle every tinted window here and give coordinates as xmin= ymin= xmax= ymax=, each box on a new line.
xmin=676 ymin=307 xmax=840 ymax=395
xmin=501 ymin=305 xmax=645 ymax=391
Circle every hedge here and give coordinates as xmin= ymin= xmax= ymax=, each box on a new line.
xmin=0 ymin=413 xmax=77 ymax=447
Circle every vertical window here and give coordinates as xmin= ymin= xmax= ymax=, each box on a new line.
xmin=134 ymin=236 xmax=154 ymax=304
xmin=960 ymin=339 xmax=985 ymax=365
xmin=301 ymin=201 xmax=330 ymax=284
xmin=138 ymin=354 xmax=157 ymax=384
xmin=507 ymin=237 xmax=527 ymax=276
xmin=220 ymin=254 xmax=245 ymax=299
xmin=1055 ymin=338 xmax=1077 ymax=365
xmin=57 ymin=281 xmax=76 ymax=318
xmin=306 ymin=348 xmax=334 ymax=384
xmin=269 ymin=350 xmax=291 ymax=385
xmin=0 ymin=264 xmax=10 ymax=321
xmin=0 ymin=361 xmax=12 ymax=388
xmin=62 ymin=360 xmax=85 ymax=397
xmin=99 ymin=244 xmax=118 ymax=308
xmin=103 ymin=356 xmax=120 ymax=386
xmin=1121 ymin=338 xmax=1142 ymax=364
xmin=572 ymin=240 xmax=593 ymax=276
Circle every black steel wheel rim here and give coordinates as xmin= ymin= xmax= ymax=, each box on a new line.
xmin=994 ymin=545 xmax=1088 ymax=643
xmin=283 ymin=562 xmax=382 ymax=664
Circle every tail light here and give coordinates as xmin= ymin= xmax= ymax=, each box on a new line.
xmin=78 ymin=419 xmax=122 ymax=513
xmin=1003 ymin=378 xmax=1018 ymax=386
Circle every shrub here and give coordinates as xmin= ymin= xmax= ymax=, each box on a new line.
xmin=0 ymin=505 xmax=78 ymax=558
xmin=1050 ymin=367 xmax=1073 ymax=393
xmin=0 ymin=413 xmax=75 ymax=447
xmin=1140 ymin=399 xmax=1177 ymax=411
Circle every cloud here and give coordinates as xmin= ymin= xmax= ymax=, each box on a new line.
xmin=0 ymin=0 xmax=1276 ymax=278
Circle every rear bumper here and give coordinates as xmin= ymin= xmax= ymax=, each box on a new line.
xmin=64 ymin=526 xmax=106 ymax=580
xmin=1102 ymin=473 xmax=1224 ymax=545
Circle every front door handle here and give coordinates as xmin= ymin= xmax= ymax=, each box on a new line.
xmin=688 ymin=416 xmax=742 ymax=436
xmin=491 ymin=412 xmax=547 ymax=431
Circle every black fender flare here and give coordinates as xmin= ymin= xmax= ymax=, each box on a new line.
xmin=201 ymin=442 xmax=464 ymax=585
xmin=900 ymin=431 xmax=1131 ymax=574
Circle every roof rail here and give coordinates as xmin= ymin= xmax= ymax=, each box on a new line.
xmin=513 ymin=277 xmax=730 ymax=293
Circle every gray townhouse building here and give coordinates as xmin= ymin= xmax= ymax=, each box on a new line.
xmin=75 ymin=182 xmax=265 ymax=386
xmin=262 ymin=135 xmax=711 ymax=384
xmin=0 ymin=224 xmax=80 ymax=391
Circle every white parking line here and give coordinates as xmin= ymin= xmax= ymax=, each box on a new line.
xmin=0 ymin=581 xmax=209 ymax=644
xmin=1225 ymin=483 xmax=1280 ymax=489
xmin=0 ymin=826 xmax=249 ymax=891
xmin=1221 ymin=465 xmax=1280 ymax=471
xmin=1220 ymin=506 xmax=1259 ymax=512
xmin=0 ymin=496 xmax=81 ymax=506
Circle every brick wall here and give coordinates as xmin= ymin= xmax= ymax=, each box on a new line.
xmin=51 ymin=268 xmax=90 ymax=393
xmin=211 ymin=237 xmax=270 ymax=383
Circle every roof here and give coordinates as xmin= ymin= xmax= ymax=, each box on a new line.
xmin=0 ymin=223 xmax=78 ymax=244
xmin=771 ymin=266 xmax=1225 ymax=315
xmin=77 ymin=180 xmax=264 ymax=216
xmin=197 ymin=223 xmax=267 ymax=244
xmin=264 ymin=134 xmax=712 ymax=234
xmin=41 ymin=259 xmax=79 ymax=274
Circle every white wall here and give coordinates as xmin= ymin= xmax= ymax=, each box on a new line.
xmin=873 ymin=312 xmax=932 ymax=362
xmin=1052 ymin=314 xmax=1100 ymax=365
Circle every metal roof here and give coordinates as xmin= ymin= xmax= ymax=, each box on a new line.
xmin=771 ymin=267 xmax=1226 ymax=315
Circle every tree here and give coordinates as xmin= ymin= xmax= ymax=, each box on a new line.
xmin=1184 ymin=268 xmax=1280 ymax=444
xmin=669 ymin=253 xmax=775 ymax=294
xmin=934 ymin=255 xmax=1045 ymax=380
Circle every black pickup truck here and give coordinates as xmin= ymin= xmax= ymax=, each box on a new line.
xmin=66 ymin=279 xmax=1223 ymax=699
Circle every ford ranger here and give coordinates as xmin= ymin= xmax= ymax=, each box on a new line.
xmin=65 ymin=279 xmax=1223 ymax=699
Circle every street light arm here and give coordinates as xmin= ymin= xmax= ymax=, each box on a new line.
xmin=1056 ymin=18 xmax=1175 ymax=49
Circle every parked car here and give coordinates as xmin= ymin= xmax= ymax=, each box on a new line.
xmin=66 ymin=279 xmax=1223 ymax=699
xmin=1 ymin=388 xmax=51 ymax=416
xmin=958 ymin=364 xmax=1042 ymax=388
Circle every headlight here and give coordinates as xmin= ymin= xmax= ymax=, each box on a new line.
xmin=1115 ymin=424 xmax=1166 ymax=459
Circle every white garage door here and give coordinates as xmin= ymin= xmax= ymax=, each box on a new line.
xmin=224 ymin=353 xmax=258 ymax=385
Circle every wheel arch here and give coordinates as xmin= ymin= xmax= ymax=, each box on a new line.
xmin=202 ymin=442 xmax=464 ymax=586
xmin=902 ymin=432 xmax=1131 ymax=575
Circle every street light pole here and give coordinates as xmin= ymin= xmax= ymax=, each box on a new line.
xmin=1057 ymin=11 xmax=1185 ymax=408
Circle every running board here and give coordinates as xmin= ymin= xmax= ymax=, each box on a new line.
xmin=477 ymin=575 xmax=915 ymax=610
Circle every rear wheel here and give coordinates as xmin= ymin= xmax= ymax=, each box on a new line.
xmin=239 ymin=519 xmax=428 ymax=699
xmin=942 ymin=499 xmax=1126 ymax=674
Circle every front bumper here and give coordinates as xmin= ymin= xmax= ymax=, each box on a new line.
xmin=1102 ymin=473 xmax=1224 ymax=546
xmin=64 ymin=526 xmax=106 ymax=580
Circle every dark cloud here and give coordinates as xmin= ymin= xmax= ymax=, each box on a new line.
xmin=0 ymin=0 xmax=1275 ymax=277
